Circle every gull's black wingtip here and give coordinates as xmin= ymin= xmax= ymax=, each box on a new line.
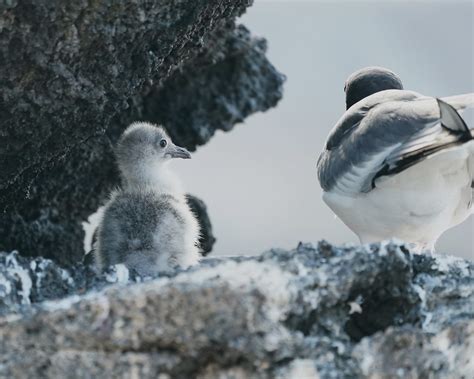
xmin=437 ymin=98 xmax=471 ymax=140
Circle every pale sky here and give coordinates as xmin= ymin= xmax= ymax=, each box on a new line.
xmin=174 ymin=1 xmax=474 ymax=259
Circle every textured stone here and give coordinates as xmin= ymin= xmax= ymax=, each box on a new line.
xmin=186 ymin=194 xmax=216 ymax=256
xmin=0 ymin=1 xmax=284 ymax=265
xmin=140 ymin=23 xmax=285 ymax=150
xmin=0 ymin=241 xmax=472 ymax=378
xmin=353 ymin=321 xmax=474 ymax=379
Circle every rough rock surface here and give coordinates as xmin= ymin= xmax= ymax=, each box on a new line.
xmin=0 ymin=1 xmax=285 ymax=265
xmin=0 ymin=241 xmax=472 ymax=378
xmin=353 ymin=321 xmax=474 ymax=379
xmin=140 ymin=23 xmax=285 ymax=150
xmin=186 ymin=195 xmax=216 ymax=256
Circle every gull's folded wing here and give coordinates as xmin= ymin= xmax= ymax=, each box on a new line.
xmin=375 ymin=97 xmax=473 ymax=181
xmin=317 ymin=92 xmax=474 ymax=195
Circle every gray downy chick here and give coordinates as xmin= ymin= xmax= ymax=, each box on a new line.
xmin=95 ymin=122 xmax=200 ymax=276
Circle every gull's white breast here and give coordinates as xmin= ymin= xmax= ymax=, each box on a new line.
xmin=324 ymin=141 xmax=474 ymax=248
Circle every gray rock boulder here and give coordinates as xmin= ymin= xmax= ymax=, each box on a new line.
xmin=0 ymin=1 xmax=285 ymax=265
xmin=353 ymin=321 xmax=474 ymax=379
xmin=0 ymin=241 xmax=472 ymax=378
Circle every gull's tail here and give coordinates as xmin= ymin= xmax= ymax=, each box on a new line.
xmin=440 ymin=93 xmax=474 ymax=113
xmin=438 ymin=94 xmax=474 ymax=215
xmin=439 ymin=94 xmax=474 ymax=139
xmin=437 ymin=98 xmax=471 ymax=138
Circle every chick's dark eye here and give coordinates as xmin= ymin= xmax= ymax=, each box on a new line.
xmin=159 ymin=139 xmax=167 ymax=148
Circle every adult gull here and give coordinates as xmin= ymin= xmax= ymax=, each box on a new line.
xmin=317 ymin=67 xmax=474 ymax=252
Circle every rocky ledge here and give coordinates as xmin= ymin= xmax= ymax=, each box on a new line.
xmin=0 ymin=241 xmax=472 ymax=378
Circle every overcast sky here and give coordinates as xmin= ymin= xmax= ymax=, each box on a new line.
xmin=173 ymin=1 xmax=474 ymax=259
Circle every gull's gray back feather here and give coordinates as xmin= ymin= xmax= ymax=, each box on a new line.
xmin=318 ymin=91 xmax=474 ymax=194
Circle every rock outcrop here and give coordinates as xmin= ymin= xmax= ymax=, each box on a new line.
xmin=0 ymin=241 xmax=472 ymax=378
xmin=186 ymin=195 xmax=216 ymax=256
xmin=0 ymin=1 xmax=285 ymax=265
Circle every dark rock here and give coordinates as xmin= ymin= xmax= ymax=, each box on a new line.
xmin=0 ymin=251 xmax=75 ymax=315
xmin=186 ymin=194 xmax=216 ymax=256
xmin=0 ymin=1 xmax=284 ymax=266
xmin=0 ymin=241 xmax=472 ymax=378
xmin=141 ymin=23 xmax=286 ymax=150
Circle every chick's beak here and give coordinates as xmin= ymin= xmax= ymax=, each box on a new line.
xmin=166 ymin=144 xmax=191 ymax=159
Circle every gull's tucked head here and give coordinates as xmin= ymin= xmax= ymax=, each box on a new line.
xmin=115 ymin=122 xmax=191 ymax=176
xmin=344 ymin=67 xmax=403 ymax=110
